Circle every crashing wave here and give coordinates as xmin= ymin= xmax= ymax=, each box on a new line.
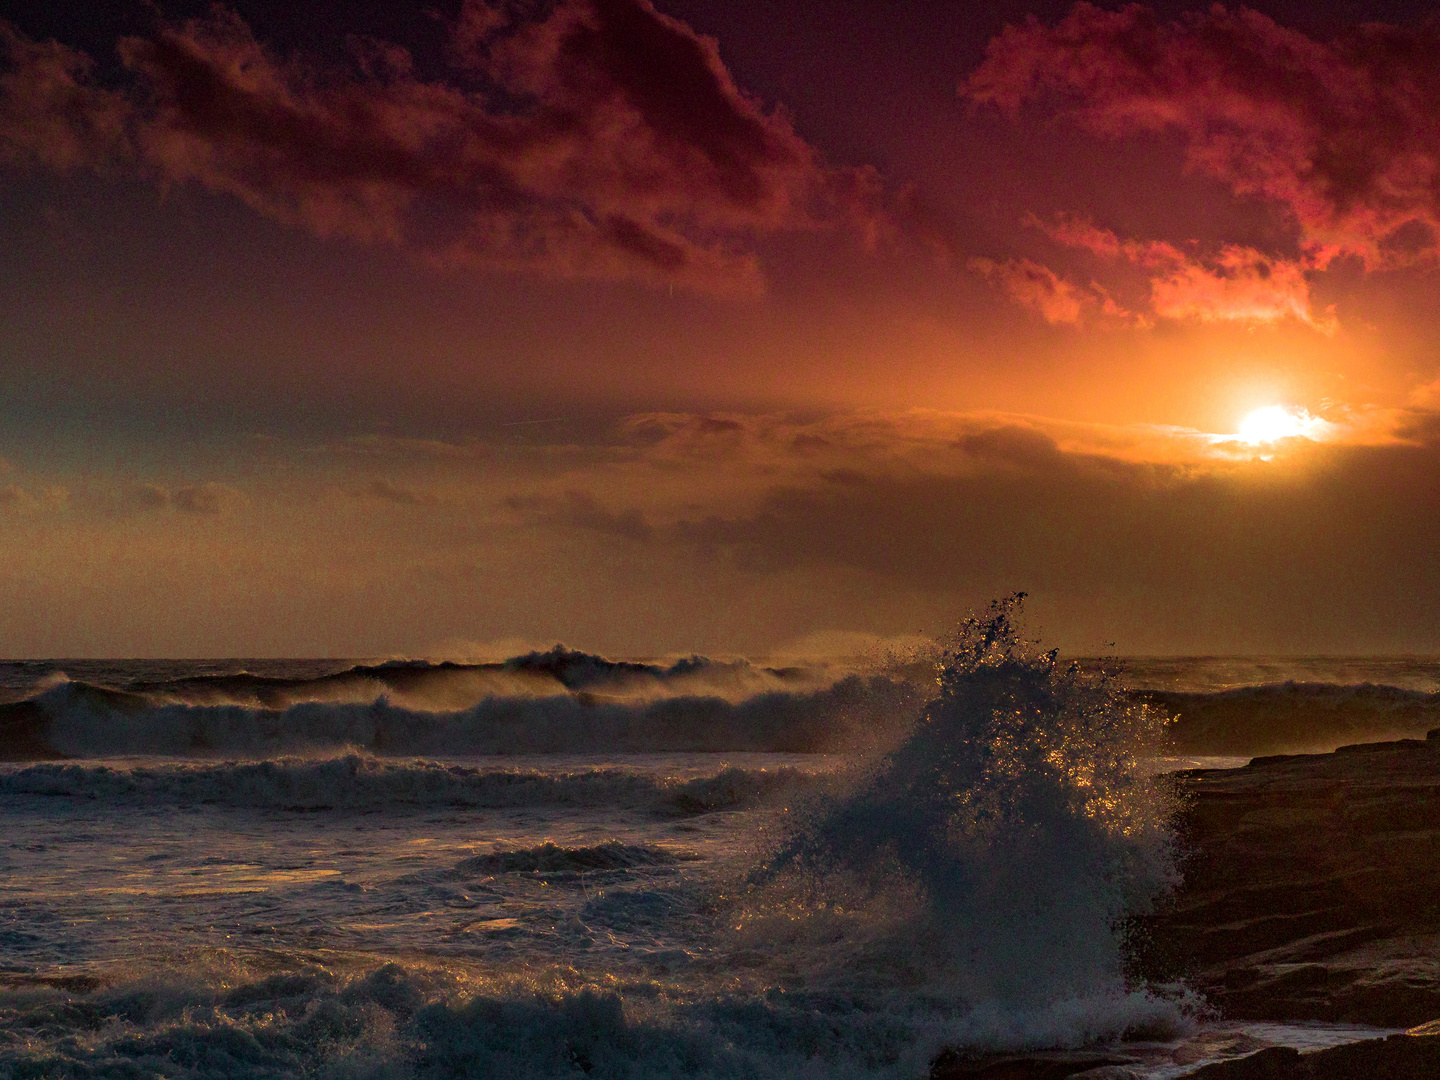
xmin=741 ymin=595 xmax=1184 ymax=1015
xmin=0 ymin=652 xmax=923 ymax=760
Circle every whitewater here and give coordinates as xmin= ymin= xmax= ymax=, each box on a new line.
xmin=2 ymin=613 xmax=1432 ymax=1077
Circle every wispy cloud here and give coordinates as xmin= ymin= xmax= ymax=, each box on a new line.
xmin=351 ymin=478 xmax=440 ymax=507
xmin=0 ymin=483 xmax=68 ymax=512
xmin=966 ymin=257 xmax=1088 ymax=325
xmin=505 ymin=489 xmax=653 ymax=542
xmin=328 ymin=434 xmax=493 ymax=460
xmin=1020 ymin=215 xmax=1336 ymax=332
xmin=116 ymin=481 xmax=243 ymax=515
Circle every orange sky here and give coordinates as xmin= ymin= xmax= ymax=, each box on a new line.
xmin=2 ymin=0 xmax=1439 ymax=656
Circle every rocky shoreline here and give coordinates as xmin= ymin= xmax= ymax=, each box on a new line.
xmin=1140 ymin=731 xmax=1440 ymax=1028
xmin=934 ymin=732 xmax=1440 ymax=1078
xmin=930 ymin=1030 xmax=1440 ymax=1079
xmin=1184 ymin=1025 xmax=1440 ymax=1078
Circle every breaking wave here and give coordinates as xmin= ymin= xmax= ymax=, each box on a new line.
xmin=3 ymin=648 xmax=838 ymax=711
xmin=737 ymin=597 xmax=1187 ymax=1021
xmin=0 ymin=755 xmax=816 ymax=813
xmin=0 ymin=652 xmax=923 ymax=761
xmin=0 ymin=603 xmax=1207 ymax=1077
xmin=8 ymin=647 xmax=1434 ymax=763
xmin=0 ymin=959 xmax=1190 ymax=1080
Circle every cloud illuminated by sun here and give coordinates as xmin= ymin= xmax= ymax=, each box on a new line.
xmin=1237 ymin=405 xmax=1332 ymax=444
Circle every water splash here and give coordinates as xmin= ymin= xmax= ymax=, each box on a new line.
xmin=747 ymin=595 xmax=1181 ymax=1011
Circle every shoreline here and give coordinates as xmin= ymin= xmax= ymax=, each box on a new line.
xmin=933 ymin=732 xmax=1440 ymax=1077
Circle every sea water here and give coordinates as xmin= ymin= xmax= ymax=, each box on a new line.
xmin=1 ymin=622 xmax=1428 ymax=1077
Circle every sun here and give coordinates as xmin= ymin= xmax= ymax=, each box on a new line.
xmin=1237 ymin=405 xmax=1329 ymax=444
xmin=1239 ymin=405 xmax=1305 ymax=442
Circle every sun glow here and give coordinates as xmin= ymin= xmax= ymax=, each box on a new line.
xmin=1237 ymin=405 xmax=1330 ymax=444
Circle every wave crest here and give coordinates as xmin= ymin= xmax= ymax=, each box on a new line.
xmin=0 ymin=659 xmax=923 ymax=760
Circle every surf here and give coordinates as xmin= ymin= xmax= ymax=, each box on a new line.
xmin=737 ymin=596 xmax=1187 ymax=1026
xmin=1 ymin=602 xmax=1206 ymax=1077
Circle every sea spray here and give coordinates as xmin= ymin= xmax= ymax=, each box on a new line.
xmin=742 ymin=596 xmax=1183 ymax=1014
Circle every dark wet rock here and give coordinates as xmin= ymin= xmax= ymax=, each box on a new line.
xmin=928 ymin=1048 xmax=1138 ymax=1079
xmin=1133 ymin=737 xmax=1440 ymax=1028
xmin=1184 ymin=1031 xmax=1440 ymax=1078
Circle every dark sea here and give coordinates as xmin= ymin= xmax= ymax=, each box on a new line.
xmin=3 ymin=643 xmax=1434 ymax=1078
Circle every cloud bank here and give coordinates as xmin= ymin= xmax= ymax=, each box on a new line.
xmin=609 ymin=409 xmax=1440 ymax=651
xmin=0 ymin=1 xmax=880 ymax=293
xmin=7 ymin=406 xmax=1440 ymax=653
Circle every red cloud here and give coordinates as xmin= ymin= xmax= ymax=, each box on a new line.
xmin=1027 ymin=216 xmax=1335 ymax=331
xmin=964 ymin=3 xmax=1440 ymax=271
xmin=968 ymin=257 xmax=1087 ymax=324
xmin=1149 ymin=245 xmax=1328 ymax=329
xmin=0 ymin=24 xmax=131 ymax=171
xmin=0 ymin=1 xmax=881 ymax=293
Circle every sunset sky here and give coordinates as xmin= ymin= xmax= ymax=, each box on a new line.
xmin=2 ymin=0 xmax=1438 ymax=657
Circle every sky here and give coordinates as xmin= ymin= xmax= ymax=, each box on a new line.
xmin=1 ymin=0 xmax=1438 ymax=657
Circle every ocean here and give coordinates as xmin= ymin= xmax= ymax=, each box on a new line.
xmin=3 ymin=627 xmax=1436 ymax=1078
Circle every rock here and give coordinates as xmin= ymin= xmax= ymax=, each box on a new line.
xmin=929 ymin=738 xmax=1440 ymax=1080
xmin=1186 ymin=1046 xmax=1300 ymax=1078
xmin=1132 ymin=737 xmax=1440 ymax=1028
xmin=1184 ymin=1032 xmax=1440 ymax=1078
xmin=928 ymin=1049 xmax=1139 ymax=1079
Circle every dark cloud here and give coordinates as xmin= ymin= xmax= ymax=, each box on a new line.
xmin=956 ymin=424 xmax=1071 ymax=469
xmin=172 ymin=482 xmax=240 ymax=514
xmin=355 ymin=478 xmax=434 ymax=506
xmin=0 ymin=23 xmax=131 ymax=171
xmin=964 ymin=4 xmax=1440 ymax=271
xmin=672 ymin=419 xmax=1440 ymax=651
xmin=117 ymin=482 xmax=239 ymax=514
xmin=124 ymin=483 xmax=170 ymax=511
xmin=0 ymin=481 xmax=66 ymax=512
xmin=507 ymin=490 xmax=653 ymax=542
xmin=0 ymin=1 xmax=881 ymax=293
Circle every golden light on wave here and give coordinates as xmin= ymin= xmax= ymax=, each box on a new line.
xmin=1237 ymin=405 xmax=1330 ymax=444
